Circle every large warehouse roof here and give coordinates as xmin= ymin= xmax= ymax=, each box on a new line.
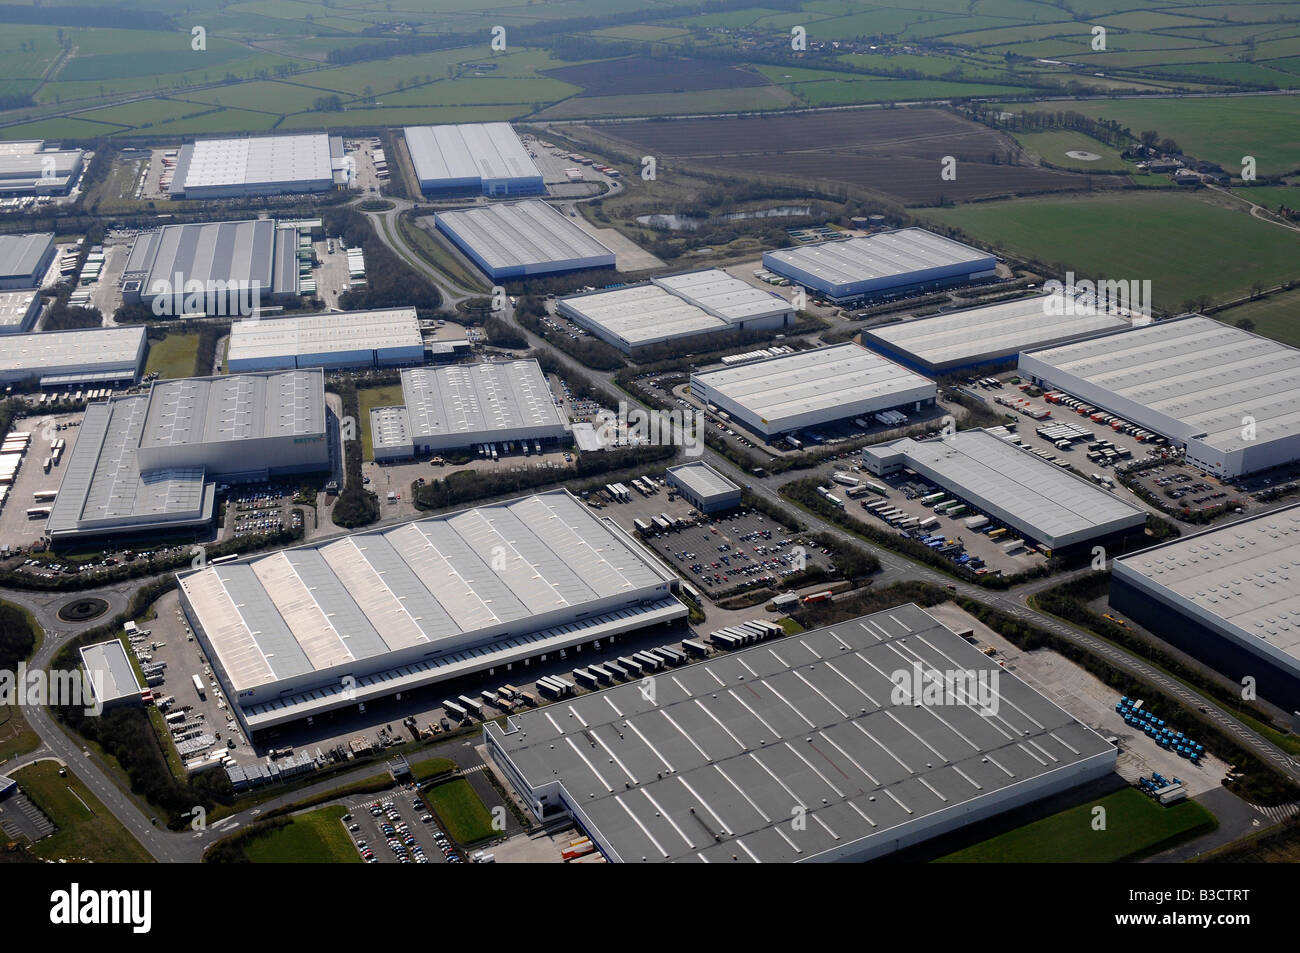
xmin=764 ymin=228 xmax=994 ymax=297
xmin=486 ymin=603 xmax=1117 ymax=863
xmin=402 ymin=360 xmax=564 ymax=441
xmin=404 ymin=123 xmax=542 ymax=190
xmin=123 ymin=219 xmax=296 ymax=304
xmin=226 ymin=308 xmax=423 ymax=369
xmin=434 ymin=201 xmax=615 ymax=279
xmin=169 ymin=134 xmax=336 ymax=196
xmin=869 ymin=429 xmax=1147 ymax=550
xmin=653 ymin=269 xmax=792 ymax=323
xmin=0 ymin=326 xmax=145 ymax=386
xmin=0 ymin=232 xmax=54 ymax=282
xmin=139 ymin=371 xmax=324 ymax=449
xmin=1021 ymin=316 xmax=1300 ymax=459
xmin=1115 ymin=506 xmax=1300 ymax=667
xmin=862 ymin=292 xmax=1129 ymax=372
xmin=692 ymin=343 xmax=934 ymax=430
xmin=178 ymin=490 xmax=680 ymax=697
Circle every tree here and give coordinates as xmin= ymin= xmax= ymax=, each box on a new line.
xmin=1140 ymin=129 xmax=1159 ymax=148
xmin=1235 ymin=317 xmax=1257 ymax=332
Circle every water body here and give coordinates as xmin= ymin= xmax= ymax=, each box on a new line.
xmin=635 ymin=205 xmax=813 ymax=231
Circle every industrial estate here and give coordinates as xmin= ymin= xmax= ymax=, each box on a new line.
xmin=0 ymin=0 xmax=1297 ymax=891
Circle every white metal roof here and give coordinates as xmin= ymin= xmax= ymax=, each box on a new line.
xmin=139 ymin=369 xmax=325 ymax=448
xmin=1023 ymin=316 xmax=1300 ymax=455
xmin=562 ymin=284 xmax=729 ymax=345
xmin=404 ymin=123 xmax=541 ymax=185
xmin=666 ymin=461 xmax=740 ymax=500
xmin=0 ymin=326 xmax=144 ymax=378
xmin=652 ymin=269 xmax=792 ymax=322
xmin=434 ymin=201 xmax=614 ymax=271
xmin=80 ymin=640 xmax=142 ymax=705
xmin=765 ymin=228 xmax=990 ymax=286
xmin=176 ymin=134 xmax=333 ymax=190
xmin=401 ymin=360 xmax=565 ymax=440
xmin=226 ymin=308 xmax=422 ymax=364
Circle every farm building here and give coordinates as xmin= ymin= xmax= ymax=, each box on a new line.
xmin=1111 ymin=505 xmax=1300 ymax=710
xmin=485 ymin=602 xmax=1117 ymax=863
xmin=862 ymin=429 xmax=1147 ymax=554
xmin=80 ymin=640 xmax=144 ymax=711
xmin=0 ymin=232 xmax=55 ymax=290
xmin=557 ymin=268 xmax=794 ymax=353
xmin=1019 ymin=316 xmax=1300 ymax=479
xmin=176 ymin=488 xmax=686 ymax=736
xmin=665 ymin=461 xmax=742 ymax=513
xmin=167 ymin=134 xmax=346 ymax=199
xmin=369 ymin=360 xmax=568 ymax=460
xmin=434 ymin=201 xmax=615 ymax=282
xmin=120 ymin=219 xmax=301 ymax=316
xmin=404 ymin=123 xmax=544 ymax=197
xmin=861 ymin=292 xmax=1130 ymax=374
xmin=690 ymin=343 xmax=936 ymax=439
xmin=0 ymin=290 xmax=42 ymax=335
xmin=762 ymin=228 xmax=997 ymax=305
xmin=0 ymin=326 xmax=145 ymax=388
xmin=46 ymin=370 xmax=329 ymax=544
xmin=226 ymin=307 xmax=424 ymax=372
xmin=0 ymin=141 xmax=84 ymax=196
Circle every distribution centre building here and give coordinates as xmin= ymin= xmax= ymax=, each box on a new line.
xmin=485 ymin=602 xmax=1117 ymax=863
xmin=557 ymin=268 xmax=794 ymax=354
xmin=80 ymin=640 xmax=144 ymax=711
xmin=434 ymin=201 xmax=615 ymax=282
xmin=404 ymin=123 xmax=544 ymax=197
xmin=0 ymin=141 xmax=84 ymax=196
xmin=862 ymin=428 xmax=1147 ymax=554
xmin=0 ymin=232 xmax=55 ymax=289
xmin=0 ymin=290 xmax=42 ymax=335
xmin=226 ymin=307 xmax=424 ymax=372
xmin=369 ymin=360 xmax=569 ymax=460
xmin=176 ymin=488 xmax=687 ymax=736
xmin=860 ymin=292 xmax=1130 ymax=375
xmin=665 ymin=461 xmax=742 ymax=513
xmin=1111 ymin=504 xmax=1300 ymax=710
xmin=1019 ymin=316 xmax=1300 ymax=479
xmin=167 ymin=134 xmax=347 ymax=199
xmin=46 ymin=369 xmax=329 ymax=544
xmin=690 ymin=343 xmax=936 ymax=439
xmin=0 ymin=326 xmax=146 ymax=388
xmin=762 ymin=228 xmax=997 ymax=305
xmin=120 ymin=219 xmax=301 ymax=316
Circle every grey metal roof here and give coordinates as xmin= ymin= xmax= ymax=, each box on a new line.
xmin=875 ymin=429 xmax=1147 ymax=548
xmin=0 ymin=290 xmax=40 ymax=332
xmin=0 ymin=232 xmax=53 ymax=280
xmin=401 ymin=360 xmax=565 ymax=441
xmin=434 ymin=201 xmax=614 ymax=271
xmin=0 ymin=326 xmax=144 ymax=382
xmin=179 ymin=489 xmax=677 ymax=692
xmin=226 ymin=308 xmax=422 ymax=364
xmin=652 ymin=269 xmax=792 ymax=323
xmin=487 ymin=603 xmax=1115 ymax=863
xmin=765 ymin=228 xmax=990 ymax=287
xmin=139 ymin=369 xmax=324 ymax=448
xmin=666 ymin=461 xmax=740 ymax=501
xmin=561 ymin=284 xmax=728 ymax=345
xmin=864 ymin=293 xmax=1129 ymax=369
xmin=129 ymin=220 xmax=280 ymax=298
xmin=173 ymin=134 xmax=333 ymax=192
xmin=1116 ymin=504 xmax=1300 ymax=665
xmin=692 ymin=343 xmax=934 ymax=423
xmin=80 ymin=640 xmax=142 ymax=705
xmin=1022 ymin=316 xmax=1300 ymax=455
xmin=404 ymin=123 xmax=541 ymax=186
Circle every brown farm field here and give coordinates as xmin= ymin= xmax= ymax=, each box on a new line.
xmin=571 ymin=108 xmax=1131 ymax=206
xmin=542 ymin=56 xmax=772 ymax=97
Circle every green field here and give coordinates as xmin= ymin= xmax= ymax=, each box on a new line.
xmin=243 ymin=805 xmax=361 ymax=863
xmin=1008 ymin=130 xmax=1132 ymax=171
xmin=358 ymin=384 xmax=404 ymax=462
xmin=936 ymin=788 xmax=1215 ymax=862
xmin=424 ymin=778 xmax=496 ymax=844
xmin=12 ymin=761 xmax=153 ymax=863
xmin=921 ymin=191 xmax=1300 ymax=311
xmin=1214 ymin=287 xmax=1300 ymax=345
xmin=144 ymin=333 xmax=200 ymax=380
xmin=410 ymin=756 xmax=457 ymax=781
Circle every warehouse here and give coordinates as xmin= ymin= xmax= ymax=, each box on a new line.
xmin=666 ymin=461 xmax=742 ymax=513
xmin=177 ymin=489 xmax=686 ymax=736
xmin=0 ymin=291 xmax=42 ymax=334
xmin=434 ymin=201 xmax=615 ymax=282
xmin=763 ymin=228 xmax=997 ymax=305
xmin=1112 ymin=505 xmax=1300 ymax=710
xmin=557 ymin=268 xmax=794 ymax=354
xmin=485 ymin=602 xmax=1116 ymax=863
xmin=1019 ymin=316 xmax=1300 ymax=479
xmin=120 ymin=219 xmax=300 ymax=316
xmin=0 ymin=326 xmax=145 ymax=388
xmin=861 ymin=292 xmax=1129 ymax=375
xmin=0 ymin=141 xmax=84 ymax=196
xmin=0 ymin=233 xmax=55 ymax=290
xmin=47 ymin=369 xmax=328 ymax=543
xmin=862 ymin=429 xmax=1147 ymax=554
xmin=404 ymin=123 xmax=544 ymax=197
xmin=368 ymin=360 xmax=569 ymax=459
xmin=226 ymin=307 xmax=424 ymax=372
xmin=80 ymin=640 xmax=144 ymax=711
xmin=690 ymin=343 xmax=936 ymax=439
xmin=168 ymin=134 xmax=345 ymax=199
